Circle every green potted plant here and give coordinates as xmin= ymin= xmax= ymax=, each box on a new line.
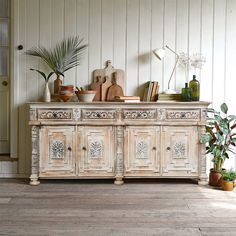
xmin=221 ymin=169 xmax=236 ymax=191
xmin=26 ymin=36 xmax=87 ymax=95
xmin=200 ymin=103 xmax=236 ymax=186
xmin=29 ymin=69 xmax=54 ymax=102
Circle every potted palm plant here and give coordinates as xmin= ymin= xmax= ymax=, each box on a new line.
xmin=200 ymin=103 xmax=236 ymax=186
xmin=221 ymin=169 xmax=236 ymax=191
xmin=26 ymin=36 xmax=87 ymax=95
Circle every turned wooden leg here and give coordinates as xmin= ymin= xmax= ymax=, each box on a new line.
xmin=29 ymin=174 xmax=40 ymax=186
xmin=114 ymin=176 xmax=124 ymax=185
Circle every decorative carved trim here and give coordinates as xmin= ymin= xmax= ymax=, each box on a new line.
xmin=123 ymin=110 xmax=156 ymax=119
xmin=82 ymin=110 xmax=116 ymax=119
xmin=136 ymin=140 xmax=148 ymax=159
xmin=201 ymin=109 xmax=208 ymax=121
xmin=89 ymin=141 xmax=102 ymax=158
xmin=157 ymin=109 xmax=166 ymax=121
xmin=166 ymin=110 xmax=200 ymax=120
xmin=116 ymin=126 xmax=124 ymax=176
xmin=31 ymin=126 xmax=39 ymax=177
xmin=72 ymin=108 xmax=81 ymax=121
xmin=29 ymin=108 xmax=37 ymax=121
xmin=50 ymin=140 xmax=64 ymax=159
xmin=173 ymin=141 xmax=186 ymax=158
xmin=38 ymin=109 xmax=72 ymax=120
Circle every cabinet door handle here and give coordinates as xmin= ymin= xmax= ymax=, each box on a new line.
xmin=67 ymin=147 xmax=72 ymax=151
xmin=152 ymin=147 xmax=156 ymax=150
xmin=166 ymin=147 xmax=171 ymax=151
xmin=82 ymin=146 xmax=87 ymax=151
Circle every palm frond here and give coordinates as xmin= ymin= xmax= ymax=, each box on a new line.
xmin=26 ymin=36 xmax=87 ymax=76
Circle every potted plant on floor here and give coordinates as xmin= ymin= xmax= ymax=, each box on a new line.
xmin=221 ymin=169 xmax=236 ymax=191
xmin=200 ymin=103 xmax=236 ymax=186
xmin=26 ymin=36 xmax=87 ymax=95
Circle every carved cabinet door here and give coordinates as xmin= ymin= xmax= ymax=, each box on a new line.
xmin=78 ymin=126 xmax=115 ymax=176
xmin=40 ymin=126 xmax=76 ymax=176
xmin=162 ymin=126 xmax=198 ymax=176
xmin=124 ymin=126 xmax=160 ymax=176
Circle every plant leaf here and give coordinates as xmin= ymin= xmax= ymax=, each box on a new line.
xmin=220 ymin=103 xmax=228 ymax=114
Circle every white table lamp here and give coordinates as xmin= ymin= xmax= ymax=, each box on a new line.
xmin=153 ymin=45 xmax=179 ymax=94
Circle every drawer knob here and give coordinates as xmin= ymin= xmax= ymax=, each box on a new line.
xmin=166 ymin=147 xmax=171 ymax=151
xmin=67 ymin=147 xmax=72 ymax=151
xmin=152 ymin=147 xmax=156 ymax=150
xmin=82 ymin=146 xmax=87 ymax=151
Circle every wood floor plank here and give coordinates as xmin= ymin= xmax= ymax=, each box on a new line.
xmin=0 ymin=179 xmax=236 ymax=235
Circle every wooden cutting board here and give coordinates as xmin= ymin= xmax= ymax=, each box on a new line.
xmin=106 ymin=72 xmax=124 ymax=101
xmin=90 ymin=75 xmax=103 ymax=101
xmin=93 ymin=60 xmax=125 ymax=99
xmin=101 ymin=76 xmax=112 ymax=101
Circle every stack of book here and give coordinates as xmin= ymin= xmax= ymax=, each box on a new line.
xmin=114 ymin=96 xmax=140 ymax=102
xmin=142 ymin=81 xmax=159 ymax=102
xmin=158 ymin=93 xmax=181 ymax=101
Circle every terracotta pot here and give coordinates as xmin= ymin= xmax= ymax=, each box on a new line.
xmin=60 ymin=85 xmax=74 ymax=91
xmin=209 ymin=169 xmax=222 ymax=187
xmin=222 ymin=180 xmax=235 ymax=191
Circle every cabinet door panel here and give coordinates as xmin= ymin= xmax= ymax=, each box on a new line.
xmin=124 ymin=126 xmax=160 ymax=176
xmin=78 ymin=126 xmax=115 ymax=176
xmin=40 ymin=127 xmax=76 ymax=176
xmin=162 ymin=126 xmax=198 ymax=176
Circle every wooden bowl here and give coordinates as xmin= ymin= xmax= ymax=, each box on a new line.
xmin=76 ymin=90 xmax=96 ymax=102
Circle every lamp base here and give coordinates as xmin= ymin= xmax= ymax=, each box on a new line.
xmin=163 ymin=88 xmax=177 ymax=94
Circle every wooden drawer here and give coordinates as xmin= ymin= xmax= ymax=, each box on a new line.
xmin=82 ymin=109 xmax=116 ymax=121
xmin=122 ymin=109 xmax=156 ymax=120
xmin=166 ymin=109 xmax=200 ymax=121
xmin=38 ymin=109 xmax=73 ymax=121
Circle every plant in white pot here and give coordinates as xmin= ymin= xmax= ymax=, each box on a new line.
xmin=200 ymin=103 xmax=236 ymax=186
xmin=29 ymin=69 xmax=54 ymax=102
xmin=26 ymin=36 xmax=87 ymax=95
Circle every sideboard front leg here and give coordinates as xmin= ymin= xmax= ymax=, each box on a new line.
xmin=198 ymin=126 xmax=208 ymax=185
xmin=29 ymin=125 xmax=40 ymax=186
xmin=114 ymin=125 xmax=124 ymax=185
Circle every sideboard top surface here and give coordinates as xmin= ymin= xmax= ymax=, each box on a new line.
xmin=28 ymin=101 xmax=210 ymax=109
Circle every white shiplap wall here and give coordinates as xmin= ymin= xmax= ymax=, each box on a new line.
xmin=2 ymin=0 xmax=236 ymax=176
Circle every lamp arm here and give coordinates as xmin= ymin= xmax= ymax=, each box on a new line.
xmin=167 ymin=56 xmax=179 ymax=90
xmin=165 ymin=45 xmax=179 ymax=57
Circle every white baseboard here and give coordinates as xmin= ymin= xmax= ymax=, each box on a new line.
xmin=0 ymin=174 xmax=28 ymax=178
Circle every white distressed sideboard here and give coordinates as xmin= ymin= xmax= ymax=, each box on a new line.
xmin=28 ymin=101 xmax=210 ymax=185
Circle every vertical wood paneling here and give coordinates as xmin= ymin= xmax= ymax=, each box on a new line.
xmin=7 ymin=0 xmax=236 ymax=175
xmin=200 ymin=0 xmax=213 ymax=102
xmin=225 ymin=0 xmax=236 ymax=169
xmin=151 ymin=0 xmax=164 ymax=92
xmin=77 ymin=0 xmax=89 ymax=87
xmin=113 ymin=0 xmax=126 ymax=79
xmin=39 ymin=0 xmax=52 ymax=95
xmin=188 ymin=0 xmax=201 ymax=80
xmin=64 ymin=0 xmax=77 ymax=85
xmin=212 ymin=0 xmax=226 ymax=109
xmin=163 ymin=0 xmax=176 ymax=92
xmin=88 ymin=0 xmax=101 ymax=87
xmin=101 ymin=0 xmax=113 ymax=67
xmin=138 ymin=0 xmax=151 ymax=94
xmin=175 ymin=0 xmax=189 ymax=91
xmin=126 ymin=0 xmax=139 ymax=96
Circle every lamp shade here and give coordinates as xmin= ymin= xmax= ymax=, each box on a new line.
xmin=153 ymin=48 xmax=165 ymax=60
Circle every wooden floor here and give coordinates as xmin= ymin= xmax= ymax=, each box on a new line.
xmin=0 ymin=179 xmax=236 ymax=236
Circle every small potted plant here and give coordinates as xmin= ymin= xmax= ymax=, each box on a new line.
xmin=221 ymin=169 xmax=236 ymax=191
xmin=200 ymin=103 xmax=236 ymax=186
xmin=26 ymin=36 xmax=87 ymax=95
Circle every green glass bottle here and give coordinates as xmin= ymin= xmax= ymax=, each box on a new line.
xmin=189 ymin=75 xmax=200 ymax=101
xmin=181 ymin=83 xmax=192 ymax=101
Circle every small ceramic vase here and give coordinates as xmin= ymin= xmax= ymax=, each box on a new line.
xmin=43 ymin=81 xmax=51 ymax=102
